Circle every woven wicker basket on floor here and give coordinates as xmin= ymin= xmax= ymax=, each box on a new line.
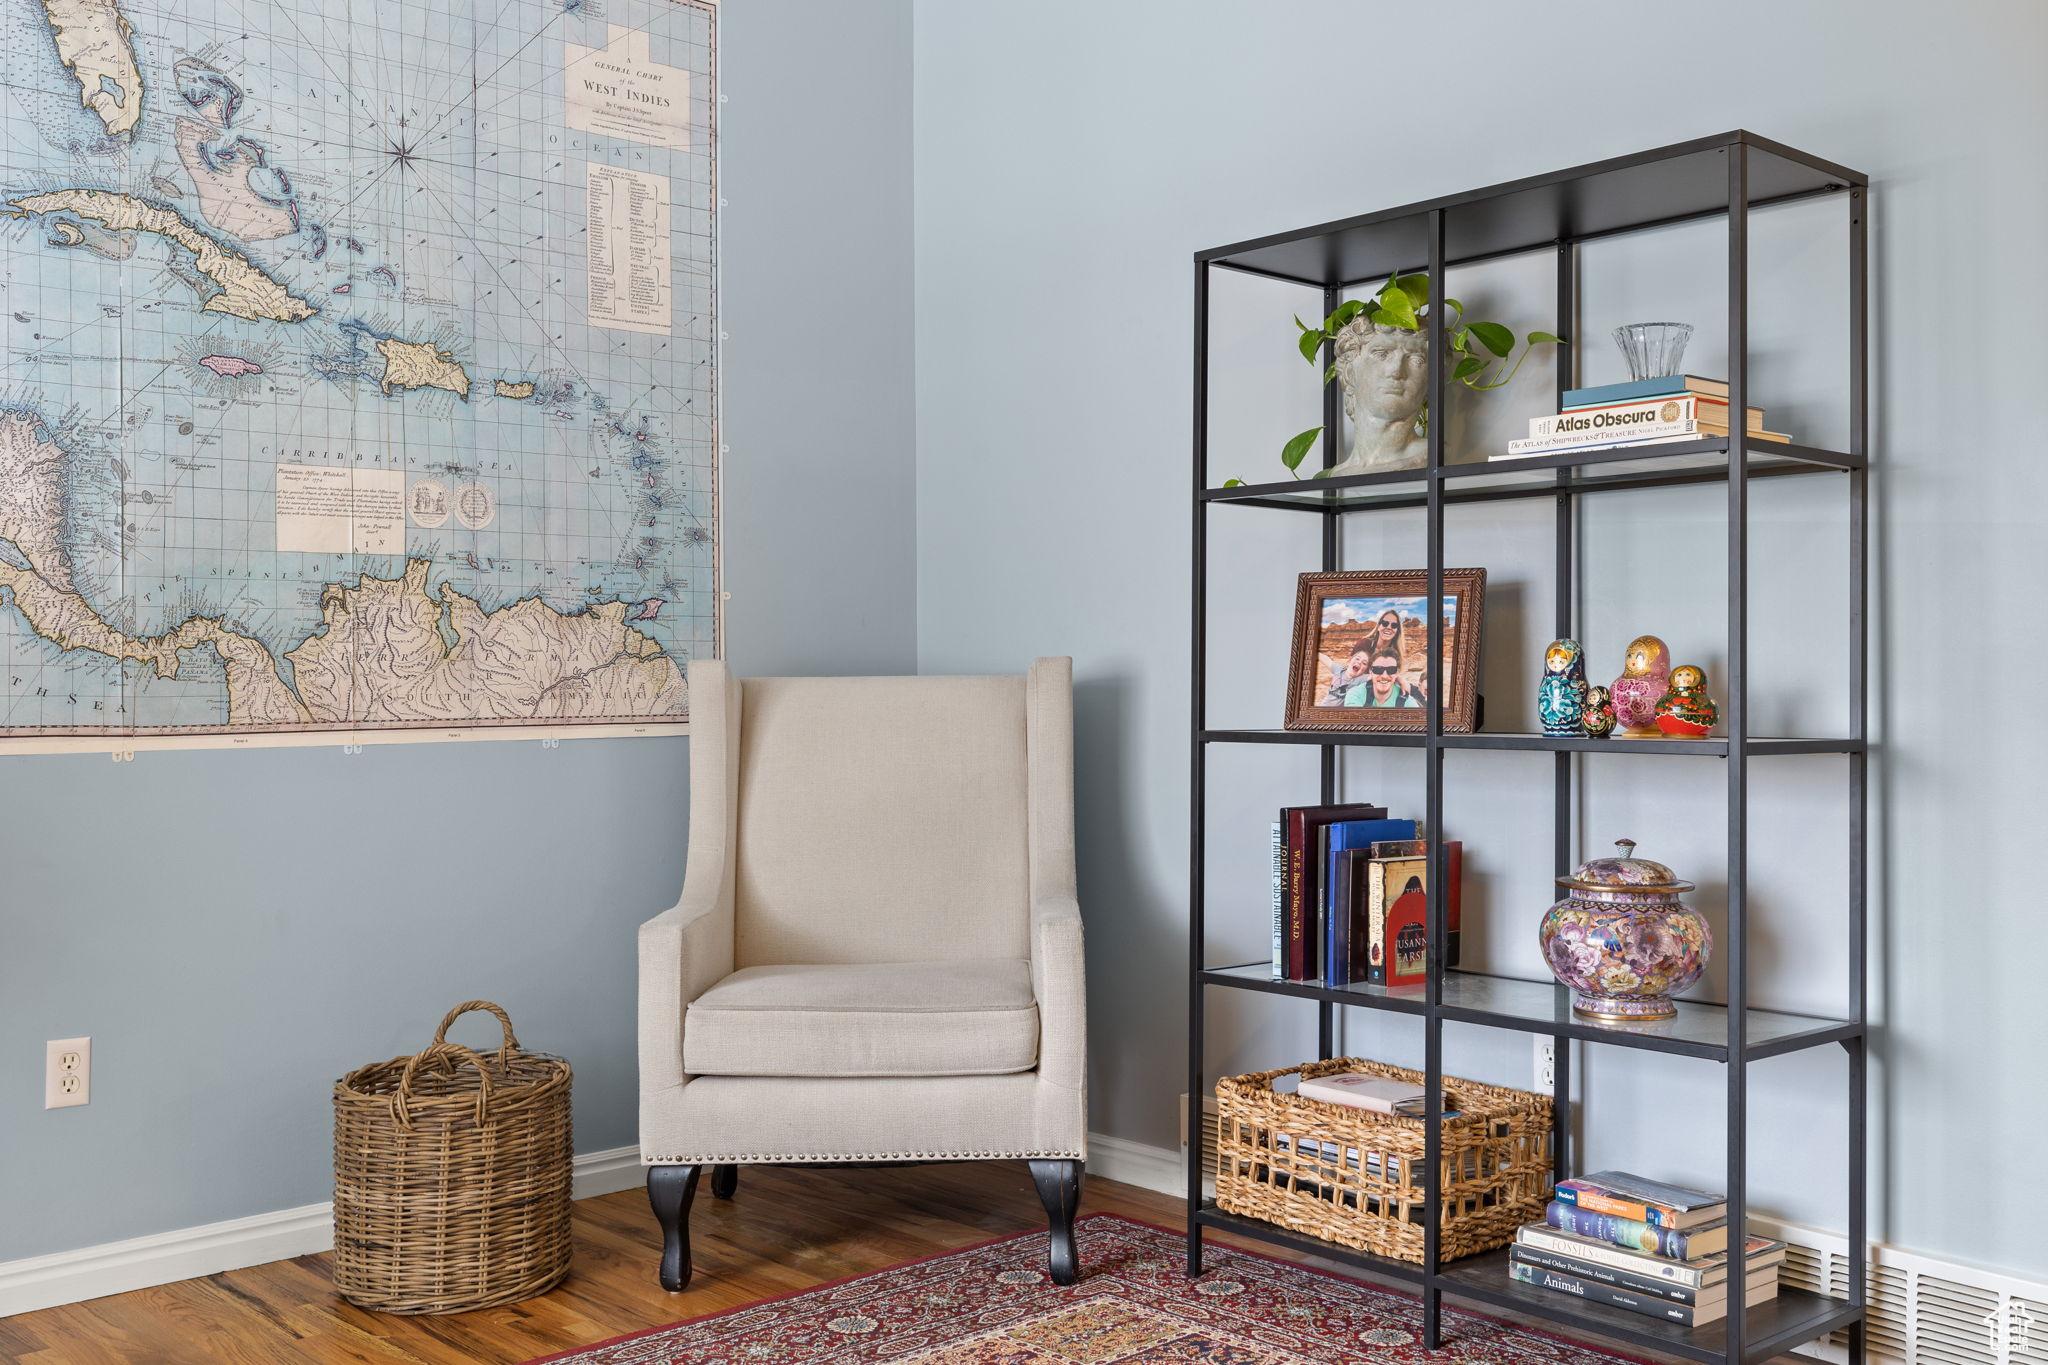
xmin=1213 ymin=1056 xmax=1551 ymax=1264
xmin=333 ymin=1001 xmax=573 ymax=1314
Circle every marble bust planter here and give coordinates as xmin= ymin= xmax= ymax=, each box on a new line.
xmin=1266 ymin=275 xmax=1564 ymax=487
xmin=1327 ymin=315 xmax=1429 ymax=476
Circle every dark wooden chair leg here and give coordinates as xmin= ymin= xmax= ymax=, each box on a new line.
xmin=647 ymin=1164 xmax=702 ymax=1291
xmin=1028 ymin=1158 xmax=1084 ymax=1286
xmin=710 ymin=1163 xmax=739 ymax=1199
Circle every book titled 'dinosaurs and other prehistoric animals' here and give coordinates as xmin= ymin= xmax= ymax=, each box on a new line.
xmin=1509 ymin=1242 xmax=1778 ymax=1307
xmin=1509 ymin=1261 xmax=1779 ymax=1327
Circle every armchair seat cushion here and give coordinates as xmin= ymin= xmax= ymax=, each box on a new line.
xmin=683 ymin=960 xmax=1040 ymax=1078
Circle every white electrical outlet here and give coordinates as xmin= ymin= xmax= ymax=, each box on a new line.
xmin=1533 ymin=1036 xmax=1556 ymax=1095
xmin=45 ymin=1037 xmax=90 ymax=1109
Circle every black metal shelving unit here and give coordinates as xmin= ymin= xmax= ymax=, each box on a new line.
xmin=1186 ymin=131 xmax=1868 ymax=1365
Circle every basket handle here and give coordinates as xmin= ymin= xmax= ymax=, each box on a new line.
xmin=431 ymin=1000 xmax=520 ymax=1058
xmin=392 ymin=1043 xmax=495 ymax=1129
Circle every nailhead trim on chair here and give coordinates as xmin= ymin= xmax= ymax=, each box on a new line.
xmin=642 ymin=1148 xmax=1086 ymax=1164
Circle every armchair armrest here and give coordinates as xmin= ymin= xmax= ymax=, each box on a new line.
xmin=1031 ymin=895 xmax=1085 ymax=1092
xmin=1025 ymin=658 xmax=1084 ymax=1095
xmin=638 ymin=883 xmax=734 ymax=1093
xmin=639 ymin=658 xmax=742 ymax=1095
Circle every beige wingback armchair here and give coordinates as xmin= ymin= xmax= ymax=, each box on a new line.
xmin=639 ymin=657 xmax=1087 ymax=1288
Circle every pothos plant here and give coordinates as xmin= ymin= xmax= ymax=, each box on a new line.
xmin=1222 ymin=273 xmax=1563 ymax=485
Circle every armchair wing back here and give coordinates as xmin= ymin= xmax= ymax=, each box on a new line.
xmin=733 ymin=673 xmax=1032 ymax=966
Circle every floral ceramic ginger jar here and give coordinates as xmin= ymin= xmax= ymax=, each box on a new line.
xmin=1538 ymin=839 xmax=1711 ymax=1021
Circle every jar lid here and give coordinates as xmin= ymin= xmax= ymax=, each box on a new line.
xmin=1557 ymin=839 xmax=1695 ymax=893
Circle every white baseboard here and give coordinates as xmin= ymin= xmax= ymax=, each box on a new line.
xmin=0 ymin=1145 xmax=645 ymax=1320
xmin=1 ymin=1135 xmax=1135 ymax=1322
xmin=570 ymin=1144 xmax=647 ymax=1201
xmin=1085 ymin=1129 xmax=1182 ymax=1198
xmin=0 ymin=1200 xmax=337 ymax=1321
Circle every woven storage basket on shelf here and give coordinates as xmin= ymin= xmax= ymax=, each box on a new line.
xmin=333 ymin=1001 xmax=572 ymax=1314
xmin=1214 ymin=1056 xmax=1551 ymax=1264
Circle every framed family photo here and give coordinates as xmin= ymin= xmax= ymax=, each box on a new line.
xmin=1284 ymin=569 xmax=1486 ymax=733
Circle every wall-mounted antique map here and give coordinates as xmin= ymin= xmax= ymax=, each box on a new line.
xmin=0 ymin=0 xmax=717 ymax=749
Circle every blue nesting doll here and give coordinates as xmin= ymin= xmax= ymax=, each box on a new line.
xmin=1539 ymin=638 xmax=1589 ymax=737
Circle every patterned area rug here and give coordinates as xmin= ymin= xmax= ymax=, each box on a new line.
xmin=530 ymin=1215 xmax=1651 ymax=1364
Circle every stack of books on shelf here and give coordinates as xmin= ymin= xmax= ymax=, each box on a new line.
xmin=1494 ymin=375 xmax=1794 ymax=462
xmin=1511 ymin=1171 xmax=1787 ymax=1328
xmin=1268 ymin=802 xmax=1461 ymax=987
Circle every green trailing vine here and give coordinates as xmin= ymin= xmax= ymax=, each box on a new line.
xmin=1220 ymin=273 xmax=1563 ymax=486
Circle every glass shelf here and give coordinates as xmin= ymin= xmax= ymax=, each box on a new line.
xmin=1203 ymin=439 xmax=1861 ymax=515
xmin=1199 ymin=963 xmax=1860 ymax=1061
xmin=1201 ymin=729 xmax=1861 ymax=758
xmin=1196 ymin=1205 xmax=1860 ymax=1365
xmin=1438 ymin=1249 xmax=1861 ymax=1365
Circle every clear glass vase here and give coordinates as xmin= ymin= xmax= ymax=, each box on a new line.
xmin=1610 ymin=322 xmax=1694 ymax=382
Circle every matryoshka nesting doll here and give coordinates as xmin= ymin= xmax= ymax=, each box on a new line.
xmin=1538 ymin=639 xmax=1588 ymax=737
xmin=1610 ymin=634 xmax=1671 ymax=739
xmin=1655 ymin=664 xmax=1719 ymax=738
xmin=1582 ymin=685 xmax=1615 ymax=739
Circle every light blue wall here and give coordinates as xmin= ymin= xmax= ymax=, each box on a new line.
xmin=10 ymin=0 xmax=2045 ymax=1289
xmin=913 ymin=0 xmax=2048 ymax=1277
xmin=0 ymin=0 xmax=917 ymax=1263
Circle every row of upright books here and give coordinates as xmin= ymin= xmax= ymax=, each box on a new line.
xmin=1268 ymin=802 xmax=1460 ymax=987
xmin=1511 ymin=1171 xmax=1786 ymax=1328
xmin=1493 ymin=374 xmax=1794 ymax=462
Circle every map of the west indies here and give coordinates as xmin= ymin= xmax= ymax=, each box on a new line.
xmin=0 ymin=0 xmax=717 ymax=747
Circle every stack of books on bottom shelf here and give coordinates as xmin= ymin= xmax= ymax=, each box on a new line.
xmin=1510 ymin=1171 xmax=1787 ymax=1327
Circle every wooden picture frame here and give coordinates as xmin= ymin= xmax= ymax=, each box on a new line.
xmin=1284 ymin=569 xmax=1486 ymax=733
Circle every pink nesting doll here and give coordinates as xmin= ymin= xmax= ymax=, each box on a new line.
xmin=1610 ymin=635 xmax=1671 ymax=739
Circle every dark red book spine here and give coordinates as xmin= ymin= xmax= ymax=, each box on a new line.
xmin=1284 ymin=810 xmax=1313 ymax=979
xmin=1281 ymin=803 xmax=1384 ymax=980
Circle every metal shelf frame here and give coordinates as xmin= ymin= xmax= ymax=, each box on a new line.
xmin=1185 ymin=130 xmax=1869 ymax=1365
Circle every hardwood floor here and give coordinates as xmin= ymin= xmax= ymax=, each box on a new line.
xmin=0 ymin=1164 xmax=1810 ymax=1364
